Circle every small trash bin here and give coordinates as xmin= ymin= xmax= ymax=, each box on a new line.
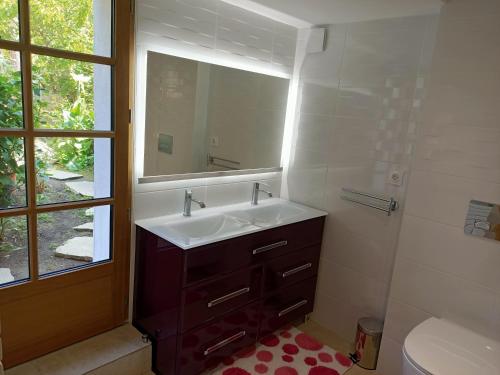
xmin=351 ymin=317 xmax=384 ymax=370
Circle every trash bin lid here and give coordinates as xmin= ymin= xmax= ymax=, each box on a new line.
xmin=358 ymin=318 xmax=384 ymax=336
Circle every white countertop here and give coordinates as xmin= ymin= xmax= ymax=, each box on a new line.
xmin=135 ymin=198 xmax=327 ymax=250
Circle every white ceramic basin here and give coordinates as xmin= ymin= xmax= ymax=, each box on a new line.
xmin=147 ymin=214 xmax=256 ymax=246
xmin=226 ymin=202 xmax=306 ymax=227
xmin=135 ymin=198 xmax=327 ymax=250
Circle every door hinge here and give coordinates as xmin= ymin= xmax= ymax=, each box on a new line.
xmin=130 ymin=0 xmax=135 ymax=14
xmin=128 ymin=109 xmax=132 ymax=124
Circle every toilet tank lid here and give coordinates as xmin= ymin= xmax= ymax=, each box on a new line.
xmin=404 ymin=318 xmax=500 ymax=375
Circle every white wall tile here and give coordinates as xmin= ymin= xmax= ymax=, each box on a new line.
xmin=134 ymin=186 xmax=206 ymax=220
xmin=136 ymin=0 xmax=297 ymax=75
xmin=320 ymin=218 xmax=387 ymax=281
xmin=381 ymin=5 xmax=500 ymax=373
xmin=405 ymin=170 xmax=500 ymax=227
xmin=134 ymin=178 xmax=281 ymax=221
xmin=398 ymin=214 xmax=500 ymax=290
xmin=286 ymin=15 xmax=438 ymax=344
xmin=204 ymin=178 xmax=281 ymax=207
xmin=377 ymin=336 xmax=403 ymax=375
xmin=390 ymin=257 xmax=450 ymax=316
xmin=312 ymin=292 xmax=361 ymax=343
xmin=286 ymin=166 xmax=327 ymax=209
xmin=317 ymin=259 xmax=386 ymax=318
xmin=383 ymin=299 xmax=432 ymax=344
xmin=441 ymin=0 xmax=500 ymax=19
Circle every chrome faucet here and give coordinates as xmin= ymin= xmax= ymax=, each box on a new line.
xmin=251 ymin=182 xmax=273 ymax=205
xmin=183 ymin=190 xmax=206 ymax=217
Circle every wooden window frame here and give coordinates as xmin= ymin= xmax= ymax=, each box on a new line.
xmin=0 ymin=0 xmax=132 ymax=367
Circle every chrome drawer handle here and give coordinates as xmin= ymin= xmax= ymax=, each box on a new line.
xmin=252 ymin=240 xmax=288 ymax=255
xmin=282 ymin=263 xmax=312 ymax=278
xmin=203 ymin=330 xmax=246 ymax=356
xmin=207 ymin=287 xmax=251 ymax=308
xmin=278 ymin=299 xmax=308 ymax=317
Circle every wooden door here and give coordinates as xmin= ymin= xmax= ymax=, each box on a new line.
xmin=0 ymin=0 xmax=132 ymax=367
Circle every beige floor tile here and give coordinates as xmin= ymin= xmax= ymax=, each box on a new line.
xmin=6 ymin=324 xmax=151 ymax=375
xmin=298 ymin=320 xmax=382 ymax=375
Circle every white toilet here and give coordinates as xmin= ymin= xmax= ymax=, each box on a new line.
xmin=403 ymin=317 xmax=500 ymax=375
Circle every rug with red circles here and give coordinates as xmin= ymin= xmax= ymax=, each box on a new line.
xmin=208 ymin=326 xmax=353 ymax=375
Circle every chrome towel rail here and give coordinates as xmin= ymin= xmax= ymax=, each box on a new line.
xmin=341 ymin=187 xmax=399 ymax=216
xmin=207 ymin=154 xmax=241 ymax=170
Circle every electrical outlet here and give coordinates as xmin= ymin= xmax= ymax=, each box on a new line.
xmin=210 ymin=136 xmax=219 ymax=147
xmin=388 ymin=169 xmax=404 ymax=186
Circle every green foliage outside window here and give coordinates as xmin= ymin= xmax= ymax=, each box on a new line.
xmin=0 ymin=0 xmax=98 ymax=210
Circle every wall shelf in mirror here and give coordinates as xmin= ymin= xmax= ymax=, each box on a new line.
xmin=138 ymin=167 xmax=283 ymax=184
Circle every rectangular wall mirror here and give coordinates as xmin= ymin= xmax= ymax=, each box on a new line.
xmin=140 ymin=51 xmax=290 ymax=181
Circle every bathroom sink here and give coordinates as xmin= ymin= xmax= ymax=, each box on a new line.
xmin=135 ymin=198 xmax=327 ymax=249
xmin=147 ymin=214 xmax=256 ymax=246
xmin=226 ymin=202 xmax=307 ymax=227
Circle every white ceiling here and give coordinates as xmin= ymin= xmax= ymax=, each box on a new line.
xmin=246 ymin=0 xmax=443 ymax=26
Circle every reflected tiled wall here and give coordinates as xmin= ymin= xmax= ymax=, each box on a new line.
xmin=136 ymin=0 xmax=297 ymax=75
xmin=285 ymin=15 xmax=438 ymax=344
xmin=206 ymin=66 xmax=288 ymax=170
xmin=144 ymin=53 xmax=199 ymax=176
xmin=378 ymin=1 xmax=500 ymax=374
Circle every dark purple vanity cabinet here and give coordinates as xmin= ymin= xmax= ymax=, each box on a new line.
xmin=134 ymin=216 xmax=325 ymax=375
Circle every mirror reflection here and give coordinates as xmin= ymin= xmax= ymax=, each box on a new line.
xmin=143 ymin=51 xmax=289 ymax=177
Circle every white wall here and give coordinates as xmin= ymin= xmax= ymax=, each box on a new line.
xmin=283 ymin=15 xmax=438 ymax=343
xmin=378 ymin=2 xmax=500 ymax=374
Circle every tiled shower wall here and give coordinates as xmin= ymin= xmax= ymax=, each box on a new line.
xmin=378 ymin=1 xmax=500 ymax=374
xmin=284 ymin=15 xmax=438 ymax=342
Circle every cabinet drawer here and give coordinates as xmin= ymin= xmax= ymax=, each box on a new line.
xmin=249 ymin=218 xmax=324 ymax=262
xmin=264 ymin=246 xmax=320 ymax=292
xmin=185 ymin=217 xmax=325 ymax=285
xmin=178 ymin=302 xmax=260 ymax=375
xmin=260 ymin=278 xmax=317 ymax=338
xmin=181 ymin=267 xmax=262 ymax=332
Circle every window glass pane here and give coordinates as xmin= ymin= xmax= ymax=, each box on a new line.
xmin=35 ymin=137 xmax=112 ymax=205
xmin=32 ymin=54 xmax=111 ymax=131
xmin=0 ymin=137 xmax=27 ymax=209
xmin=37 ymin=205 xmax=111 ymax=276
xmin=0 ymin=215 xmax=29 ymax=285
xmin=0 ymin=49 xmax=23 ymax=129
xmin=0 ymin=0 xmax=19 ymax=41
xmin=30 ymin=0 xmax=112 ymax=57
